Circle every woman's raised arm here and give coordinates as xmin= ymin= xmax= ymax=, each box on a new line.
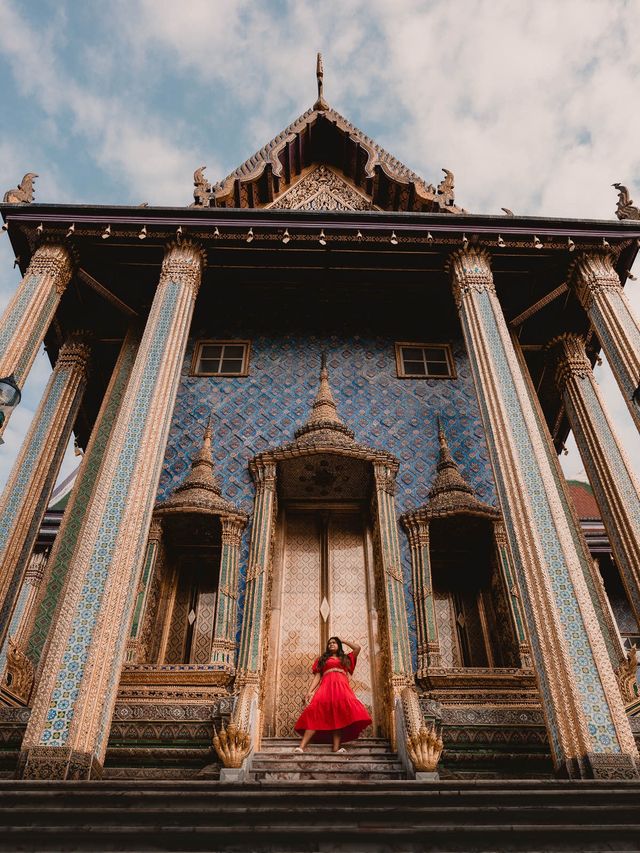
xmin=341 ymin=638 xmax=361 ymax=656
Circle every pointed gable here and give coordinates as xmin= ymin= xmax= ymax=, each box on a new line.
xmin=191 ymin=59 xmax=464 ymax=214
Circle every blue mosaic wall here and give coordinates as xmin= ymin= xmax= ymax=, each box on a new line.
xmin=158 ymin=330 xmax=497 ymax=666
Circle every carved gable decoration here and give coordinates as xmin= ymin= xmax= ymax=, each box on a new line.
xmin=267 ymin=165 xmax=375 ymax=212
xmin=192 ymin=105 xmax=464 ymax=213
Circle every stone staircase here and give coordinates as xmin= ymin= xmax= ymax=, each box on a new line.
xmin=249 ymin=736 xmax=406 ymax=781
xmin=0 ymin=779 xmax=640 ymax=850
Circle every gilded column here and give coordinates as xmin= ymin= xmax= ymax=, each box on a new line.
xmin=19 ymin=241 xmax=204 ymax=780
xmin=0 ymin=243 xmax=74 ymax=439
xmin=548 ymin=332 xmax=640 ymax=625
xmin=0 ymin=550 xmax=47 ymax=676
xmin=448 ymin=247 xmax=638 ymax=779
xmin=210 ymin=515 xmax=246 ymax=672
xmin=23 ymin=329 xmax=139 ymax=671
xmin=569 ymin=251 xmax=640 ymax=431
xmin=373 ymin=462 xmax=413 ymax=682
xmin=233 ymin=461 xmax=276 ymax=731
xmin=0 ymin=335 xmax=91 ymax=651
xmin=126 ymin=517 xmax=163 ymax=662
xmin=493 ymin=522 xmax=531 ymax=668
xmin=402 ymin=516 xmax=441 ymax=675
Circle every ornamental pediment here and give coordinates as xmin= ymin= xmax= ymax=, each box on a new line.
xmin=265 ymin=165 xmax=376 ymax=212
xmin=191 ymin=100 xmax=464 ymax=213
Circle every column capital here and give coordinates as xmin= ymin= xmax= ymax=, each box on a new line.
xmin=445 ymin=247 xmax=495 ymax=309
xmin=221 ymin=515 xmax=247 ymax=546
xmin=147 ymin=516 xmax=163 ymax=541
xmin=401 ymin=513 xmax=429 ymax=547
xmin=568 ymin=250 xmax=620 ymax=312
xmin=27 ymin=243 xmax=74 ymax=294
xmin=493 ymin=520 xmax=508 ymax=547
xmin=374 ymin=462 xmax=397 ymax=495
xmin=251 ymin=460 xmax=276 ymax=491
xmin=161 ymin=240 xmax=206 ymax=298
xmin=546 ymin=333 xmax=592 ymax=391
xmin=56 ymin=334 xmax=92 ymax=376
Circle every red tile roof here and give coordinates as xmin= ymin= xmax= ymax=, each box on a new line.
xmin=567 ymin=480 xmax=601 ymax=520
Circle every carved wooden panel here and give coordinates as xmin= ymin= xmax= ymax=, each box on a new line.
xmin=164 ymin=572 xmax=190 ymax=664
xmin=275 ymin=513 xmax=321 ymax=736
xmin=191 ymin=590 xmax=216 ymax=664
xmin=434 ymin=589 xmax=459 ymax=668
xmin=328 ymin=513 xmax=373 ymax=725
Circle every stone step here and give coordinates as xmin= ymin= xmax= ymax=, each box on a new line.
xmin=251 ymin=757 xmax=403 ymax=768
xmin=254 ymin=749 xmax=398 ymax=761
xmin=0 ymin=819 xmax=639 ymax=852
xmin=262 ymin=737 xmax=389 ymax=745
xmin=258 ymin=745 xmax=393 ymax=754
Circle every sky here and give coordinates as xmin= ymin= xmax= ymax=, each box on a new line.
xmin=0 ymin=0 xmax=639 ymax=492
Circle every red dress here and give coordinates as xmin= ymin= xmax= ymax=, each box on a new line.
xmin=294 ymin=651 xmax=372 ymax=743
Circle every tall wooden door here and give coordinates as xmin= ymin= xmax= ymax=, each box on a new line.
xmin=265 ymin=507 xmax=378 ymax=737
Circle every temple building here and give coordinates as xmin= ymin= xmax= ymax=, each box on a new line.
xmin=0 ymin=56 xmax=639 ymax=848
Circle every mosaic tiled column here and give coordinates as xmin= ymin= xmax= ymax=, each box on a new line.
xmin=23 ymin=329 xmax=139 ymax=672
xmin=126 ymin=517 xmax=163 ymax=663
xmin=210 ymin=516 xmax=246 ymax=673
xmin=402 ymin=516 xmax=441 ymax=675
xmin=0 ymin=244 xmax=74 ymax=440
xmin=19 ymin=241 xmax=204 ymax=780
xmin=448 ymin=247 xmax=638 ymax=779
xmin=548 ymin=333 xmax=640 ymax=626
xmin=373 ymin=463 xmax=413 ymax=683
xmin=0 ymin=551 xmax=48 ymax=676
xmin=233 ymin=461 xmax=276 ymax=730
xmin=493 ymin=522 xmax=532 ymax=668
xmin=570 ymin=251 xmax=640 ymax=431
xmin=0 ymin=335 xmax=91 ymax=654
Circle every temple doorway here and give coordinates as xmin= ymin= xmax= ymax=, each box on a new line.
xmin=263 ymin=505 xmax=379 ymax=738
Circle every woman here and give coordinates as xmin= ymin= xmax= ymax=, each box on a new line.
xmin=294 ymin=636 xmax=372 ymax=753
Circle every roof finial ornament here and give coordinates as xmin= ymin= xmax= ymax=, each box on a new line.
xmin=314 ymin=52 xmax=329 ymax=112
xmin=3 ymin=173 xmax=38 ymax=204
xmin=294 ymin=352 xmax=355 ymax=442
xmin=612 ymin=182 xmax=640 ymax=220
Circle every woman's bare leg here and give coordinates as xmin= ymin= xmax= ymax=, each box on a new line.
xmin=331 ymin=731 xmax=342 ymax=752
xmin=298 ymin=729 xmax=316 ymax=750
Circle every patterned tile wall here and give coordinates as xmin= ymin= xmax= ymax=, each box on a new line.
xmin=158 ymin=314 xmax=497 ymax=667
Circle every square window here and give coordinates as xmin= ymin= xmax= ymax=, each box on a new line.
xmin=191 ymin=341 xmax=251 ymax=376
xmin=395 ymin=343 xmax=455 ymax=379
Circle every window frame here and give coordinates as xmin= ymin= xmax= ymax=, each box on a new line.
xmin=190 ymin=340 xmax=251 ymax=377
xmin=394 ymin=342 xmax=456 ymax=380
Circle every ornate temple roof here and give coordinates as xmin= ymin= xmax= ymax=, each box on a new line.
xmin=191 ymin=55 xmax=464 ymax=215
xmin=156 ymin=422 xmax=244 ymax=519
xmin=402 ymin=424 xmax=499 ymax=523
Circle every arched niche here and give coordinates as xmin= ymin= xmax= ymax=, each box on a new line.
xmin=401 ymin=425 xmax=533 ymax=698
xmin=122 ymin=424 xmax=247 ymax=694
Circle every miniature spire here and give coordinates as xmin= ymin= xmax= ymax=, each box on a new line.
xmin=295 ymin=354 xmax=354 ymax=442
xmin=314 ymin=52 xmax=329 ymax=111
xmin=427 ymin=420 xmax=476 ymax=509
xmin=309 ymin=353 xmax=342 ymax=425
xmin=159 ymin=416 xmax=240 ymax=517
xmin=174 ymin=417 xmax=221 ymax=495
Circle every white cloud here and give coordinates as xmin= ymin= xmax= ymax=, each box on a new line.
xmin=0 ymin=2 xmax=207 ymax=204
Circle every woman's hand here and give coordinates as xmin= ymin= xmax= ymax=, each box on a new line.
xmin=341 ymin=638 xmax=361 ymax=654
xmin=304 ymin=691 xmax=315 ymax=705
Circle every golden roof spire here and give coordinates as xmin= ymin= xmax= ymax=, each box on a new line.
xmin=295 ymin=353 xmax=354 ymax=443
xmin=308 ymin=352 xmax=342 ymax=425
xmin=314 ymin=52 xmax=329 ymax=112
xmin=175 ymin=417 xmax=221 ymax=495
xmin=428 ymin=420 xmax=476 ymax=506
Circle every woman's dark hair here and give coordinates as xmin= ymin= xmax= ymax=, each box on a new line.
xmin=317 ymin=637 xmax=351 ymax=672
